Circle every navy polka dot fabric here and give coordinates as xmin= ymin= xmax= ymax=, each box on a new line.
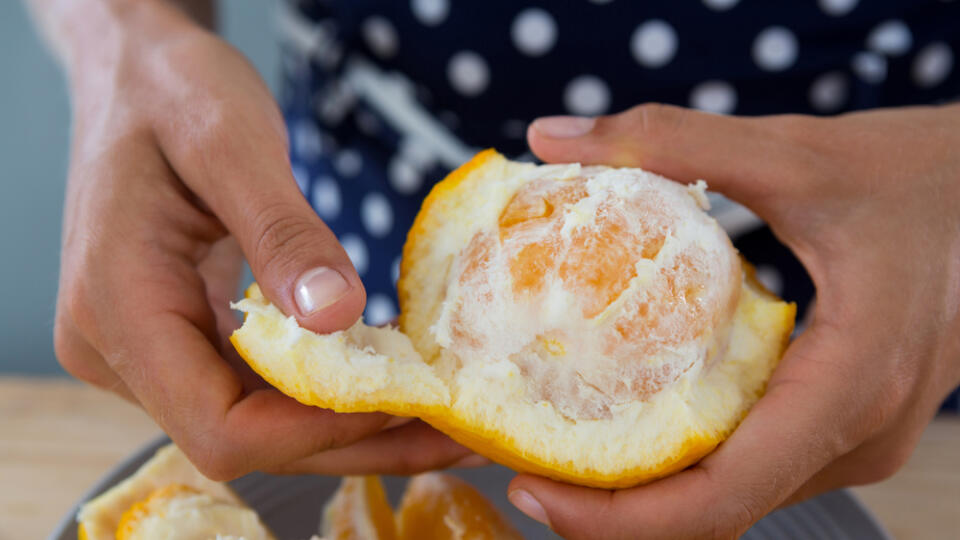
xmin=277 ymin=0 xmax=959 ymax=411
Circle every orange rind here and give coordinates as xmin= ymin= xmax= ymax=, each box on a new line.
xmin=76 ymin=444 xmax=273 ymax=540
xmin=231 ymin=149 xmax=796 ymax=488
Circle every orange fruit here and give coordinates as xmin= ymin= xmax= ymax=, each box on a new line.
xmin=321 ymin=476 xmax=397 ymax=540
xmin=396 ymin=473 xmax=522 ymax=540
xmin=231 ymin=149 xmax=795 ymax=488
xmin=76 ymin=444 xmax=273 ymax=540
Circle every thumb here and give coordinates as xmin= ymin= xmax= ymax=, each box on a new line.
xmin=159 ymin=115 xmax=365 ymax=333
xmin=527 ymin=104 xmax=809 ymax=212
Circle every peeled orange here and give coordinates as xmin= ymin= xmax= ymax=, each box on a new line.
xmin=231 ymin=149 xmax=795 ymax=489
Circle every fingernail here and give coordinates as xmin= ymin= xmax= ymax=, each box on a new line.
xmin=532 ymin=116 xmax=595 ymax=138
xmin=450 ymin=454 xmax=491 ymax=468
xmin=294 ymin=267 xmax=351 ymax=315
xmin=508 ymin=489 xmax=550 ymax=527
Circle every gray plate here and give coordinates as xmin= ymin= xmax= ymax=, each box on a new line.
xmin=51 ymin=436 xmax=891 ymax=540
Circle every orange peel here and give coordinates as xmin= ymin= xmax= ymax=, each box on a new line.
xmin=231 ymin=149 xmax=796 ymax=489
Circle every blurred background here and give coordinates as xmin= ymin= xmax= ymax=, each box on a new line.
xmin=0 ymin=1 xmax=277 ymax=375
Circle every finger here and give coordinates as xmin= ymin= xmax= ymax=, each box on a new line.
xmin=264 ymin=420 xmax=482 ymax=476
xmin=527 ymin=104 xmax=813 ymax=213
xmin=111 ymin=305 xmax=391 ymax=481
xmin=508 ymin=328 xmax=857 ymax=539
xmin=53 ymin=311 xmax=138 ymax=404
xmin=155 ymin=105 xmax=365 ymax=334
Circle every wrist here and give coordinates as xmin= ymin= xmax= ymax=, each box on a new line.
xmin=54 ymin=0 xmax=200 ymax=95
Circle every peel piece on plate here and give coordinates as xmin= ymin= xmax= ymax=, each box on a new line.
xmin=76 ymin=444 xmax=273 ymax=540
xmin=231 ymin=149 xmax=796 ymax=488
xmin=396 ymin=473 xmax=522 ymax=540
xmin=321 ymin=476 xmax=398 ymax=540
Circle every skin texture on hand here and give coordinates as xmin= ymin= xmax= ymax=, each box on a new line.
xmin=509 ymin=104 xmax=960 ymax=539
xmin=32 ymin=0 xmax=471 ymax=481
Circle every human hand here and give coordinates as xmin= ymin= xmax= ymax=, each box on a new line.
xmin=51 ymin=0 xmax=471 ymax=480
xmin=507 ymin=104 xmax=960 ymax=538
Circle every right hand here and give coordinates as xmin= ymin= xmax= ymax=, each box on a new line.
xmin=53 ymin=1 xmax=472 ymax=480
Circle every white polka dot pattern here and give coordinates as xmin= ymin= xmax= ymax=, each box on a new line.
xmin=391 ymin=256 xmax=402 ymax=286
xmin=365 ymin=294 xmax=398 ymax=325
xmin=361 ymin=192 xmax=394 ymax=237
xmin=291 ymin=164 xmax=309 ymax=194
xmin=311 ymin=176 xmax=342 ymax=220
xmin=362 ymin=16 xmax=398 ymax=58
xmin=448 ymin=51 xmax=491 ymax=96
xmin=389 ymin=157 xmax=423 ymax=194
xmin=512 ymin=8 xmax=558 ymax=57
xmin=631 ymin=20 xmax=678 ymax=68
xmin=809 ymin=71 xmax=849 ymax=112
xmin=292 ymin=120 xmax=323 ymax=159
xmin=867 ymin=20 xmax=913 ymax=56
xmin=411 ymin=0 xmax=449 ymax=26
xmin=334 ymin=149 xmax=363 ymax=177
xmin=702 ymin=0 xmax=740 ymax=11
xmin=340 ymin=234 xmax=369 ymax=276
xmin=564 ymin=75 xmax=611 ymax=115
xmin=913 ymin=42 xmax=954 ymax=88
xmin=689 ymin=80 xmax=737 ymax=114
xmin=753 ymin=26 xmax=798 ymax=72
xmin=852 ymin=51 xmax=887 ymax=83
xmin=818 ymin=0 xmax=858 ymax=17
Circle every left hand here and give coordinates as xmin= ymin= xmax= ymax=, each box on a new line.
xmin=507 ymin=104 xmax=960 ymax=539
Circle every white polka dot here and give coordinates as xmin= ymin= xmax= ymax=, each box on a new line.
xmin=389 ymin=157 xmax=423 ymax=194
xmin=852 ymin=51 xmax=887 ymax=83
xmin=355 ymin=110 xmax=381 ymax=135
xmin=334 ymin=149 xmax=362 ymax=177
xmin=867 ymin=20 xmax=913 ymax=56
xmin=447 ymin=51 xmax=490 ymax=97
xmin=291 ymin=165 xmax=309 ymax=194
xmin=689 ymin=81 xmax=737 ymax=114
xmin=630 ymin=20 xmax=678 ymax=68
xmin=399 ymin=138 xmax=437 ymax=170
xmin=311 ymin=176 xmax=341 ymax=220
xmin=391 ymin=255 xmax=402 ymax=286
xmin=340 ymin=234 xmax=369 ymax=276
xmin=411 ymin=0 xmax=449 ymax=26
xmin=752 ymin=26 xmax=798 ymax=72
xmin=361 ymin=192 xmax=394 ymax=238
xmin=362 ymin=16 xmax=398 ymax=59
xmin=511 ymin=8 xmax=558 ymax=57
xmin=809 ymin=71 xmax=849 ymax=112
xmin=913 ymin=42 xmax=954 ymax=88
xmin=755 ymin=265 xmax=783 ymax=297
xmin=563 ymin=75 xmax=611 ymax=116
xmin=702 ymin=0 xmax=740 ymax=11
xmin=292 ymin=120 xmax=323 ymax=160
xmin=501 ymin=119 xmax=527 ymax=139
xmin=365 ymin=294 xmax=397 ymax=326
xmin=818 ymin=0 xmax=858 ymax=16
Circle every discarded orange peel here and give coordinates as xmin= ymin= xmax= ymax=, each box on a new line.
xmin=231 ymin=149 xmax=795 ymax=489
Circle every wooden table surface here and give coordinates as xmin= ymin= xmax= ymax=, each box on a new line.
xmin=2 ymin=376 xmax=958 ymax=540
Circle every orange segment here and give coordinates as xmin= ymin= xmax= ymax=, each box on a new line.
xmin=322 ymin=476 xmax=398 ymax=540
xmin=397 ymin=473 xmax=522 ymax=540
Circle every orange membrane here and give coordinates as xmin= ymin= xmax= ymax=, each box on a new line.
xmin=447 ymin=173 xmax=742 ymax=420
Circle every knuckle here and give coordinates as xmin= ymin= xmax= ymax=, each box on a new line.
xmin=251 ymin=203 xmax=317 ymax=277
xmin=187 ymin=434 xmax=246 ymax=482
xmin=621 ymin=103 xmax=686 ymax=141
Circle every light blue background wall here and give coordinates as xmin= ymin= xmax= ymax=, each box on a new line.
xmin=0 ymin=1 xmax=278 ymax=374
